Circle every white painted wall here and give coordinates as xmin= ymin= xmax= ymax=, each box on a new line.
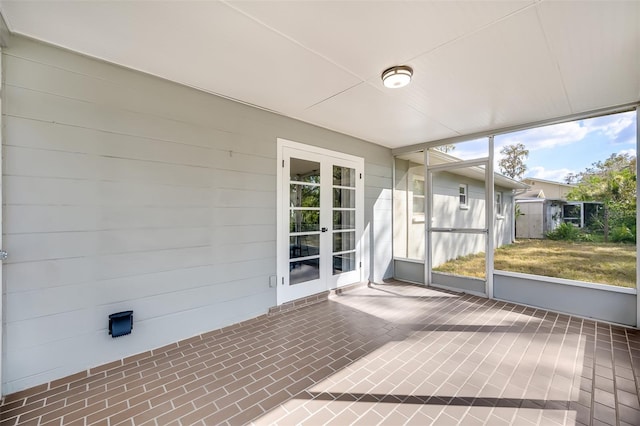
xmin=1 ymin=36 xmax=392 ymax=394
xmin=521 ymin=178 xmax=574 ymax=200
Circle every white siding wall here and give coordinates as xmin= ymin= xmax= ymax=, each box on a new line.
xmin=1 ymin=36 xmax=392 ymax=394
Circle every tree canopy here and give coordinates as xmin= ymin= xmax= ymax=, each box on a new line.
xmin=566 ymin=152 xmax=636 ymax=240
xmin=498 ymin=143 xmax=529 ymax=180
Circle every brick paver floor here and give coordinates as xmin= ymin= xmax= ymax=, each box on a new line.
xmin=2 ymin=281 xmax=640 ymax=425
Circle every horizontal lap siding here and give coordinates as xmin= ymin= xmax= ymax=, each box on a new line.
xmin=2 ymin=36 xmax=392 ymax=394
xmin=365 ymin=164 xmax=393 ymax=281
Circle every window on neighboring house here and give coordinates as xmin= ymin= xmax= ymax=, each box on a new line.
xmin=496 ymin=192 xmax=503 ymax=217
xmin=459 ymin=184 xmax=468 ymax=209
xmin=412 ymin=177 xmax=425 ymax=218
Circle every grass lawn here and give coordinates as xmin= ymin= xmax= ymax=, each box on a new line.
xmin=433 ymin=239 xmax=637 ymax=288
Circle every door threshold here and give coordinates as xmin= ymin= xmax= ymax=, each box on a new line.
xmin=269 ymin=291 xmax=330 ymax=316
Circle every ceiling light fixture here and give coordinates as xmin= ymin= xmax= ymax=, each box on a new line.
xmin=381 ymin=65 xmax=413 ymax=89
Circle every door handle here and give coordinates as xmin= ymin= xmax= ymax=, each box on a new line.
xmin=321 ymin=227 xmax=328 ymax=232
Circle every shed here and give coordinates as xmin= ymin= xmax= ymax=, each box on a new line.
xmin=515 ymin=198 xmax=563 ymax=239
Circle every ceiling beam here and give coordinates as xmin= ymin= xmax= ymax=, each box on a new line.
xmin=392 ymin=102 xmax=640 ymax=156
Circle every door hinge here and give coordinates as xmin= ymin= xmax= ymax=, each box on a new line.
xmin=282 ymin=277 xmax=284 ymax=285
xmin=282 ymin=160 xmax=285 ymax=168
xmin=359 ymin=261 xmax=362 ymax=267
xmin=360 ymin=173 xmax=362 ymax=179
xmin=0 ymin=250 xmax=7 ymax=261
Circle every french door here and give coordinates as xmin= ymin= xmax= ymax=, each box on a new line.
xmin=277 ymin=140 xmax=363 ymax=304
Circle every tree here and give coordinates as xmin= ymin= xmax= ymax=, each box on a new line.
xmin=566 ymin=153 xmax=637 ymax=241
xmin=564 ymin=173 xmax=579 ymax=184
xmin=498 ymin=143 xmax=529 ymax=180
xmin=434 ymin=144 xmax=455 ymax=153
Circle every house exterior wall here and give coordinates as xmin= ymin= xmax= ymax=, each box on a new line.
xmin=1 ymin=36 xmax=393 ymax=394
xmin=522 ymin=178 xmax=574 ymax=200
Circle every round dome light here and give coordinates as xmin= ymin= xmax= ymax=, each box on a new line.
xmin=381 ymin=65 xmax=413 ymax=89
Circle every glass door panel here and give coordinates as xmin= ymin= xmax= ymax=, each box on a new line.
xmin=332 ymin=165 xmax=357 ymax=276
xmin=289 ymin=158 xmax=321 ymax=285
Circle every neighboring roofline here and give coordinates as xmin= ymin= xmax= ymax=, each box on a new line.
xmin=515 ymin=198 xmax=546 ymax=203
xmin=515 ymin=198 xmax=566 ymax=203
xmin=565 ymin=200 xmax=604 ymax=205
xmin=425 ymin=150 xmax=529 ymax=190
xmin=522 ymin=177 xmax=576 ymax=187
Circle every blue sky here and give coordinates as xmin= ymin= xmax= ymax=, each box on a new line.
xmin=496 ymin=111 xmax=637 ymax=182
xmin=452 ymin=111 xmax=637 ymax=183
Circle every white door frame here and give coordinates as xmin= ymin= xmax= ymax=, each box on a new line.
xmin=0 ymin=44 xmax=5 ymax=397
xmin=424 ymin=139 xmax=495 ymax=298
xmin=276 ymin=138 xmax=364 ymax=305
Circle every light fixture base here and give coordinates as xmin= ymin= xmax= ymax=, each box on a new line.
xmin=381 ymin=65 xmax=413 ymax=89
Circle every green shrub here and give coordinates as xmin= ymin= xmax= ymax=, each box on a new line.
xmin=579 ymin=232 xmax=594 ymax=242
xmin=546 ymin=222 xmax=582 ymax=241
xmin=610 ymin=225 xmax=636 ymax=243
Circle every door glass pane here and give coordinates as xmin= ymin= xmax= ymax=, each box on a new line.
xmin=334 ymin=188 xmax=355 ymax=208
xmin=290 ymin=185 xmax=319 ymax=208
xmin=333 ymin=166 xmax=356 ymax=187
xmin=290 ymin=258 xmax=320 ymax=285
xmin=290 ymin=158 xmax=320 ymax=183
xmin=289 ymin=156 xmax=321 ymax=286
xmin=290 ymin=235 xmax=320 ymax=258
xmin=333 ymin=231 xmax=355 ymax=252
xmin=290 ymin=210 xmax=320 ymax=232
xmin=333 ymin=210 xmax=355 ymax=230
xmin=333 ymin=253 xmax=356 ymax=275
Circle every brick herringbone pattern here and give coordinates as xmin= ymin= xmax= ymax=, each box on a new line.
xmin=1 ymin=281 xmax=640 ymax=425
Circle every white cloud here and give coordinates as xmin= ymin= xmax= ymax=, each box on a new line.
xmin=526 ymin=166 xmax=576 ymax=183
xmin=496 ymin=111 xmax=636 ymax=152
xmin=497 ymin=121 xmax=588 ymax=152
xmin=618 ymin=148 xmax=636 ymax=157
xmin=584 ymin=112 xmax=635 ymax=142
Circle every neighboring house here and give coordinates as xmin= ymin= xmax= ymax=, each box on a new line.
xmin=394 ymin=151 xmax=527 ymax=266
xmin=521 ymin=177 xmax=575 ymax=199
xmin=515 ymin=178 xmax=572 ymax=238
xmin=515 ymin=178 xmax=603 ymax=238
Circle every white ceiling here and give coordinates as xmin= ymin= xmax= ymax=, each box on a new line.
xmin=0 ymin=0 xmax=638 ymax=149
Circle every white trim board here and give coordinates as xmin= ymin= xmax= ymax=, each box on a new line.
xmin=495 ymin=270 xmax=637 ymax=295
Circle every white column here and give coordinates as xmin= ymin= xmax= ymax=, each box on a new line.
xmin=487 ymin=136 xmax=495 ymax=299
xmin=424 ymin=149 xmax=431 ymax=286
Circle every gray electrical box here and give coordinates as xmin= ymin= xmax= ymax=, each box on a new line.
xmin=269 ymin=275 xmax=277 ymax=288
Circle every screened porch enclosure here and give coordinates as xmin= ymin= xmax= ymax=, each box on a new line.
xmin=392 ymin=108 xmax=639 ymax=327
